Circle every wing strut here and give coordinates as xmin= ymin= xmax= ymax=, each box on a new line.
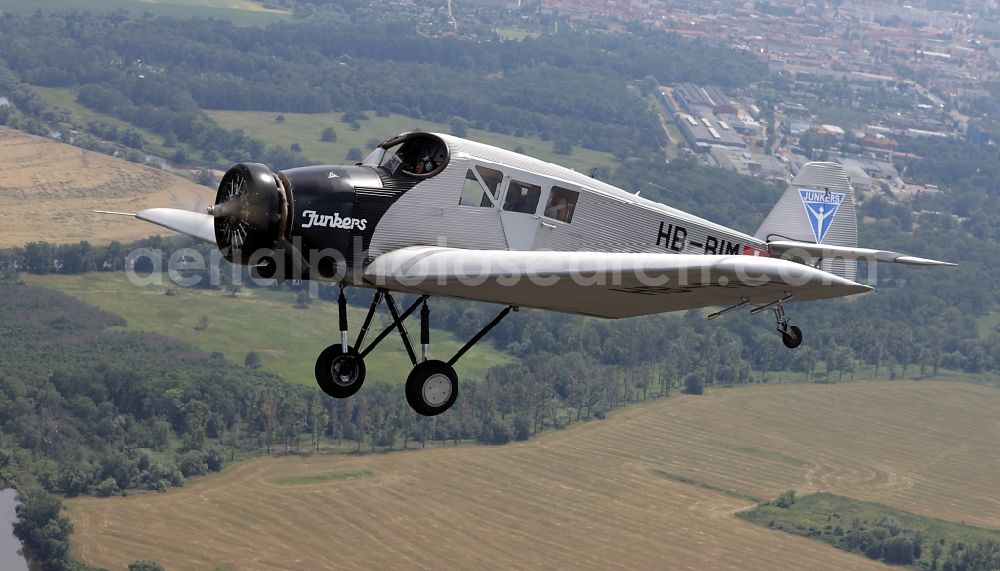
xmin=708 ymin=292 xmax=802 ymax=348
xmin=750 ymin=292 xmax=794 ymax=315
xmin=707 ymin=297 xmax=749 ymax=320
xmin=447 ymin=306 xmax=515 ymax=367
xmin=383 ymin=293 xmax=420 ymax=365
xmin=314 ymin=287 xmax=519 ymax=417
xmin=358 ymin=292 xmax=427 ymax=360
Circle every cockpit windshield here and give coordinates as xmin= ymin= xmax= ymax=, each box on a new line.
xmin=369 ymin=132 xmax=450 ymax=179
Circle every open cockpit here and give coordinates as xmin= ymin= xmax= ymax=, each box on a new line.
xmin=364 ymin=132 xmax=450 ymax=179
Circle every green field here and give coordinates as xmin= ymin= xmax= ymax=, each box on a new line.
xmin=206 ymin=109 xmax=620 ymax=175
xmin=0 ymin=0 xmax=289 ymax=25
xmin=27 ymin=272 xmax=512 ymax=385
xmin=977 ymin=310 xmax=1000 ymax=337
xmin=33 ymin=87 xmax=620 ymax=175
xmin=271 ymin=470 xmax=373 ymax=486
xmin=31 ymin=86 xmax=173 ymax=157
xmin=739 ymin=492 xmax=1000 ymax=568
xmin=498 ymin=28 xmax=541 ymax=41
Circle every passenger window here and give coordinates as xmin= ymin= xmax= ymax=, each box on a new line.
xmin=502 ymin=179 xmax=542 ymax=214
xmin=476 ymin=166 xmax=503 ymax=199
xmin=543 ymin=186 xmax=579 ymax=223
xmin=459 ymin=169 xmax=492 ymax=207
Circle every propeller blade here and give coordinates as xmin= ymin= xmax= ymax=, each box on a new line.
xmin=93 ymin=210 xmax=137 ymax=217
xmin=135 ymin=208 xmax=217 ymax=245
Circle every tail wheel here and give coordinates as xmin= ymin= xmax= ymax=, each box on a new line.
xmin=405 ymin=360 xmax=458 ymax=416
xmin=782 ymin=325 xmax=803 ymax=349
xmin=315 ymin=344 xmax=366 ymax=398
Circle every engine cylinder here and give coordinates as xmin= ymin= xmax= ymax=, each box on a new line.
xmin=213 ymin=163 xmax=285 ymax=266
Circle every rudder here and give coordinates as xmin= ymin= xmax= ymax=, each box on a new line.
xmin=755 ymin=162 xmax=859 ymax=280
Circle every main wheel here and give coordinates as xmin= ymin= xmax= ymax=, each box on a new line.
xmin=781 ymin=325 xmax=803 ymax=349
xmin=405 ymin=360 xmax=459 ymax=416
xmin=315 ymin=344 xmax=366 ymax=398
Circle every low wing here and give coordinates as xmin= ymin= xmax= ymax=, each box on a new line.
xmin=96 ymin=208 xmax=217 ymax=245
xmin=768 ymin=240 xmax=956 ymax=267
xmin=363 ymin=247 xmax=872 ymax=318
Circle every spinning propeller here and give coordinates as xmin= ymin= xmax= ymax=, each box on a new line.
xmin=97 ymin=162 xmax=303 ymax=277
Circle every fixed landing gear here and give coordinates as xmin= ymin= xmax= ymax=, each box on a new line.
xmin=760 ymin=296 xmax=802 ymax=349
xmin=749 ymin=293 xmax=802 ymax=349
xmin=316 ymin=288 xmax=367 ymax=397
xmin=406 ymin=360 xmax=458 ymax=417
xmin=781 ymin=325 xmax=803 ymax=349
xmin=314 ymin=287 xmax=515 ymax=416
xmin=775 ymin=311 xmax=803 ymax=349
xmin=765 ymin=301 xmax=802 ymax=349
xmin=315 ymin=344 xmax=366 ymax=398
xmin=403 ymin=301 xmax=459 ymax=417
xmin=712 ymin=292 xmax=803 ymax=349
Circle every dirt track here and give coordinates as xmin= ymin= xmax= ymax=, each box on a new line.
xmin=67 ymin=381 xmax=1000 ymax=570
xmin=0 ymin=126 xmax=209 ymax=247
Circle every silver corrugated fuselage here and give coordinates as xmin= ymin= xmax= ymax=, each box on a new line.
xmin=369 ymin=134 xmax=766 ymax=261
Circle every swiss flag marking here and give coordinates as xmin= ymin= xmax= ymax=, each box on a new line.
xmin=742 ymin=245 xmax=770 ymax=257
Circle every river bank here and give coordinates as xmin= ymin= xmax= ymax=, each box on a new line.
xmin=1 ymin=488 xmax=35 ymax=571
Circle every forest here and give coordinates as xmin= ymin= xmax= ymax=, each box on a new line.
xmin=0 ymin=9 xmax=764 ymax=169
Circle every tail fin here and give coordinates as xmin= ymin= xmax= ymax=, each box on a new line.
xmin=755 ymin=162 xmax=859 ymax=280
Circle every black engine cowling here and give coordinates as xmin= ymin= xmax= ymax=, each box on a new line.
xmin=212 ymin=163 xmax=285 ymax=266
xmin=210 ymin=162 xmax=391 ymax=281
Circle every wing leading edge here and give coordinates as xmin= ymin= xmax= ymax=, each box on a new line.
xmin=363 ymin=247 xmax=871 ymax=319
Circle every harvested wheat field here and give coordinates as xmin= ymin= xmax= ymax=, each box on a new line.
xmin=0 ymin=126 xmax=209 ymax=247
xmin=68 ymin=380 xmax=1000 ymax=570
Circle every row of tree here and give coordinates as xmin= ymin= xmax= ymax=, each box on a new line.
xmin=742 ymin=490 xmax=1000 ymax=571
xmin=0 ymin=10 xmax=768 ymax=166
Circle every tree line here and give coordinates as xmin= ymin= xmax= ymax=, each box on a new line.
xmin=0 ymin=10 xmax=767 ymax=167
xmin=740 ymin=491 xmax=1000 ymax=571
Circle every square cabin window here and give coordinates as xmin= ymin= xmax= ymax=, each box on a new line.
xmin=543 ymin=186 xmax=579 ymax=223
xmin=476 ymin=166 xmax=504 ymax=200
xmin=459 ymin=169 xmax=493 ymax=207
xmin=502 ymin=179 xmax=542 ymax=214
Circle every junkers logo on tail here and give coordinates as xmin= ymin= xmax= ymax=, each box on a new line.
xmin=798 ymin=188 xmax=845 ymax=243
xmin=301 ymin=210 xmax=367 ymax=231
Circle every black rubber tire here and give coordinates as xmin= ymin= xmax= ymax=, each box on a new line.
xmin=315 ymin=344 xmax=366 ymax=398
xmin=782 ymin=325 xmax=803 ymax=349
xmin=405 ymin=360 xmax=459 ymax=416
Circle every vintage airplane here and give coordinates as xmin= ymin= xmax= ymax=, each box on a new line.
xmin=105 ymin=131 xmax=953 ymax=416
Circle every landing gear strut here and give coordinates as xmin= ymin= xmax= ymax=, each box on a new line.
xmin=772 ymin=305 xmax=803 ymax=349
xmin=403 ymin=301 xmax=515 ymax=416
xmin=315 ymin=288 xmax=516 ymax=415
xmin=404 ymin=301 xmax=458 ymax=416
xmin=749 ymin=293 xmax=802 ymax=349
xmin=315 ymin=288 xmax=366 ymax=398
xmin=713 ymin=291 xmax=803 ymax=349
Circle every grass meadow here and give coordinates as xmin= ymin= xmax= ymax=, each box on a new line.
xmin=0 ymin=0 xmax=289 ymax=25
xmin=28 ymin=272 xmax=512 ymax=385
xmin=206 ymin=109 xmax=621 ymax=175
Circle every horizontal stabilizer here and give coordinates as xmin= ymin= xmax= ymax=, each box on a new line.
xmin=768 ymin=240 xmax=956 ymax=266
xmin=134 ymin=208 xmax=217 ymax=245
